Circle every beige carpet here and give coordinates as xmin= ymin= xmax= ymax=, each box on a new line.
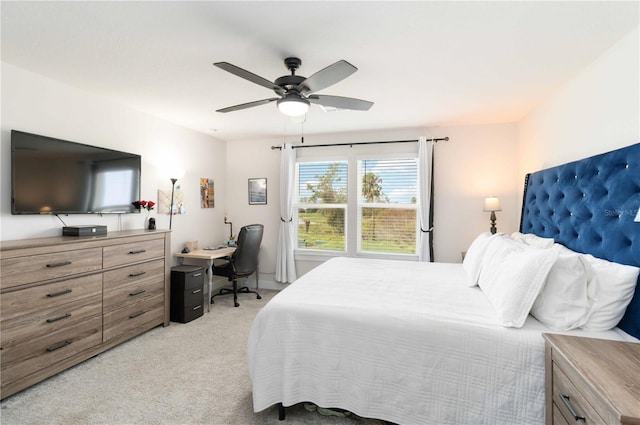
xmin=0 ymin=289 xmax=387 ymax=425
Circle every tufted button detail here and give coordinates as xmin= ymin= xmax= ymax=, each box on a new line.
xmin=625 ymin=164 xmax=629 ymax=169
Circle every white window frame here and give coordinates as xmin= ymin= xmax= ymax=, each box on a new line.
xmin=294 ymin=148 xmax=420 ymax=262
xmin=356 ymin=154 xmax=419 ymax=258
xmin=294 ymin=159 xmax=348 ymax=256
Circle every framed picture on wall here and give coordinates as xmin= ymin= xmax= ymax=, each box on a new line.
xmin=200 ymin=178 xmax=215 ymax=208
xmin=248 ymin=178 xmax=267 ymax=205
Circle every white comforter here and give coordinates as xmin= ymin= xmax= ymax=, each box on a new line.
xmin=247 ymin=257 xmax=632 ymax=425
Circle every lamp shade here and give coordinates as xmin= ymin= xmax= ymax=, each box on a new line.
xmin=277 ymin=96 xmax=310 ymax=117
xmin=483 ymin=197 xmax=501 ymax=212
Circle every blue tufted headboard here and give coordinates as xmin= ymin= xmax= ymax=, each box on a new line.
xmin=520 ymin=143 xmax=640 ymax=339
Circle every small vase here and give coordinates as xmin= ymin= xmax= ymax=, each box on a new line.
xmin=144 ymin=217 xmax=149 ymax=230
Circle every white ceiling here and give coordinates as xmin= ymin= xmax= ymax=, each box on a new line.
xmin=2 ymin=1 xmax=638 ymax=141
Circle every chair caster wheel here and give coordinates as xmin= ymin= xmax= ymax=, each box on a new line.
xmin=234 ymin=302 xmax=240 ymax=307
xmin=257 ymin=295 xmax=262 ymax=300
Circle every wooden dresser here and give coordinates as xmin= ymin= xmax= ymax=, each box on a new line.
xmin=0 ymin=230 xmax=171 ymax=399
xmin=543 ymin=333 xmax=640 ymax=425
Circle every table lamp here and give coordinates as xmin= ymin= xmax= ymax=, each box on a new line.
xmin=483 ymin=197 xmax=501 ymax=234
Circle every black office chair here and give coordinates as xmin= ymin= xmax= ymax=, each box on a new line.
xmin=211 ymin=224 xmax=263 ymax=307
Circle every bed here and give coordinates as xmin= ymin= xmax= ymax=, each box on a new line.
xmin=247 ymin=143 xmax=640 ymax=425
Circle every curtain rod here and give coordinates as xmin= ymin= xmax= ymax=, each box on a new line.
xmin=270 ymin=137 xmax=449 ymax=150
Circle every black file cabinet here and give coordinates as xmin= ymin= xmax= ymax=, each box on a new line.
xmin=170 ymin=265 xmax=205 ymax=323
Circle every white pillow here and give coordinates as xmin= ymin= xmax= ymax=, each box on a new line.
xmin=581 ymin=254 xmax=640 ymax=331
xmin=530 ymin=244 xmax=591 ymax=330
xmin=478 ymin=236 xmax=559 ymax=328
xmin=510 ymin=232 xmax=555 ymax=249
xmin=462 ymin=232 xmax=493 ymax=287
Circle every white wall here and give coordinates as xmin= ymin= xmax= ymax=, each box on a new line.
xmin=8 ymin=20 xmax=633 ymax=286
xmin=0 ymin=63 xmax=229 ymax=262
xmin=226 ymin=123 xmax=519 ymax=283
xmin=518 ymin=26 xmax=639 ymax=177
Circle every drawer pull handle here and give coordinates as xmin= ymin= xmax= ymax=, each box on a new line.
xmin=192 ymin=305 xmax=202 ymax=311
xmin=129 ymin=289 xmax=146 ymax=296
xmin=46 ymin=339 xmax=72 ymax=352
xmin=46 ymin=261 xmax=72 ymax=268
xmin=129 ymin=271 xmax=146 ymax=277
xmin=560 ymin=394 xmax=585 ymax=422
xmin=129 ymin=310 xmax=146 ymax=319
xmin=128 ymin=249 xmax=146 ymax=255
xmin=46 ymin=313 xmax=72 ymax=323
xmin=46 ymin=289 xmax=72 ymax=298
xmin=191 ymin=288 xmax=202 ymax=294
xmin=192 ymin=273 xmax=202 ymax=277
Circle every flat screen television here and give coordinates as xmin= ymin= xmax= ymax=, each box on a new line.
xmin=11 ymin=130 xmax=141 ymax=215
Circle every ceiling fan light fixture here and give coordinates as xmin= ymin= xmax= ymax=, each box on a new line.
xmin=277 ymin=96 xmax=310 ymax=117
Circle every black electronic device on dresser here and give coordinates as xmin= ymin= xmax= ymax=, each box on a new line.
xmin=170 ymin=265 xmax=205 ymax=323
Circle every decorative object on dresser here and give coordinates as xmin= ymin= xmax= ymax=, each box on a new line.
xmin=0 ymin=229 xmax=171 ymax=399
xmin=170 ymin=265 xmax=205 ymax=323
xmin=543 ymin=333 xmax=640 ymax=425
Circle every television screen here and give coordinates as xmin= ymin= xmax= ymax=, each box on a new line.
xmin=11 ymin=130 xmax=141 ymax=215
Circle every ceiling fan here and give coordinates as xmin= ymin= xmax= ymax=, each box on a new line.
xmin=214 ymin=57 xmax=374 ymax=117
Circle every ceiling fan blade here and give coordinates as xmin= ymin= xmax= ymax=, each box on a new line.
xmin=214 ymin=62 xmax=285 ymax=95
xmin=296 ymin=60 xmax=357 ymax=94
xmin=308 ymin=95 xmax=374 ymax=111
xmin=216 ymin=98 xmax=278 ymax=113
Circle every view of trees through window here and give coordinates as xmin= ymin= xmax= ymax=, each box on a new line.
xmin=296 ymin=158 xmax=418 ymax=255
xmin=359 ymin=158 xmax=417 ymax=254
xmin=297 ymin=162 xmax=347 ymax=251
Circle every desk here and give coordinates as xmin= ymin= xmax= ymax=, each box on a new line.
xmin=174 ymin=247 xmax=235 ymax=312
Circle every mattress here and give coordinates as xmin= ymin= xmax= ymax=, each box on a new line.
xmin=247 ymin=257 xmax=635 ymax=425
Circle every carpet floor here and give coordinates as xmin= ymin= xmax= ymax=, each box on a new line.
xmin=1 ymin=289 xmax=386 ymax=425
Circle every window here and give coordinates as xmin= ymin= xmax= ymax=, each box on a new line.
xmin=295 ymin=161 xmax=348 ymax=251
xmin=358 ymin=158 xmax=418 ymax=254
xmin=295 ymin=153 xmax=419 ymax=257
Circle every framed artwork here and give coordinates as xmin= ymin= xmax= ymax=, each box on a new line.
xmin=200 ymin=178 xmax=215 ymax=208
xmin=248 ymin=178 xmax=267 ymax=205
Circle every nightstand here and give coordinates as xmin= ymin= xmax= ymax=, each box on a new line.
xmin=543 ymin=333 xmax=640 ymax=425
xmin=170 ymin=265 xmax=205 ymax=323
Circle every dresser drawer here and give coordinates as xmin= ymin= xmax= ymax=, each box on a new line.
xmin=1 ymin=274 xmax=103 ymax=321
xmin=103 ymin=238 xmax=164 ymax=268
xmin=1 ymin=294 xmax=102 ymax=350
xmin=103 ymin=274 xmax=164 ymax=313
xmin=1 ymin=248 xmax=102 ymax=289
xmin=552 ymin=404 xmax=571 ymax=425
xmin=1 ymin=315 xmax=102 ymax=385
xmin=103 ymin=259 xmax=165 ymax=291
xmin=103 ymin=293 xmax=164 ymax=342
xmin=553 ymin=363 xmax=606 ymax=425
